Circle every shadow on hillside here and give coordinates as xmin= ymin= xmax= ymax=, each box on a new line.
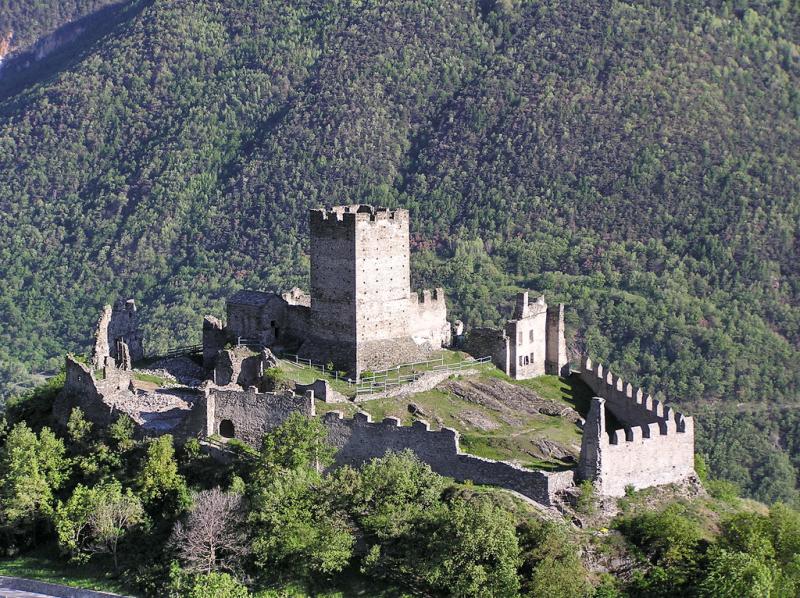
xmin=0 ymin=0 xmax=153 ymax=105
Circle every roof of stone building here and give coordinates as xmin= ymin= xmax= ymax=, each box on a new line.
xmin=227 ymin=290 xmax=274 ymax=306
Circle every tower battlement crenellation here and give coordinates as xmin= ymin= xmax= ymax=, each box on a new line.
xmin=310 ymin=205 xmax=409 ymax=226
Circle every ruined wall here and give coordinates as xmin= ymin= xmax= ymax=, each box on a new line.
xmin=55 ymin=356 xmax=129 ymax=429
xmin=91 ymin=299 xmax=143 ymax=368
xmin=409 ymin=288 xmax=451 ymax=348
xmin=204 ymin=386 xmax=316 ymax=446
xmin=295 ymin=379 xmax=348 ymax=403
xmin=545 ymin=303 xmax=569 ymax=376
xmin=322 ymin=411 xmax=574 ymax=506
xmin=202 ymin=316 xmax=227 ymax=369
xmin=226 ymin=296 xmax=268 ymax=342
xmin=462 ymin=327 xmax=509 ymax=374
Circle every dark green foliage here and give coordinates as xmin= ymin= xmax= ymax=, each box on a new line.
xmin=617 ymin=503 xmax=704 ymax=596
xmin=518 ymin=520 xmax=590 ymax=598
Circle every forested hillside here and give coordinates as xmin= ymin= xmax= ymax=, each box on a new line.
xmin=0 ymin=0 xmax=798 ymax=503
xmin=0 ymin=0 xmax=122 ymax=57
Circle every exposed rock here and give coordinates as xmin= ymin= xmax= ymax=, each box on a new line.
xmin=441 ymin=376 xmax=582 ymax=424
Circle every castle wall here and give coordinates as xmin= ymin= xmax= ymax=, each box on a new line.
xmin=409 ymin=288 xmax=451 ymax=348
xmin=204 ymin=386 xmax=315 ymax=447
xmin=462 ymin=327 xmax=509 ymax=375
xmin=576 ymin=357 xmax=696 ymax=496
xmin=322 ymin=411 xmax=574 ymax=506
xmin=578 ymin=358 xmax=661 ymax=426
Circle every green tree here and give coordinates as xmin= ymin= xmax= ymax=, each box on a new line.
xmin=136 ymin=435 xmax=189 ymax=513
xmin=256 ymin=413 xmax=335 ymax=475
xmin=519 ymin=520 xmax=590 ymax=598
xmin=54 ymin=481 xmax=146 ymax=570
xmin=0 ymin=423 xmax=67 ymax=544
xmin=699 ymin=547 xmax=775 ymax=598
xmin=66 ymin=407 xmax=93 ymax=446
xmin=249 ymin=467 xmax=353 ymax=576
xmin=185 ymin=572 xmax=249 ymax=598
xmin=422 ymin=498 xmax=521 ymax=597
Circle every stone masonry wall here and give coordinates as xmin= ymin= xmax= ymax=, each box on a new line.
xmin=306 ymin=207 xmax=358 ymax=371
xmin=409 ymin=288 xmax=451 ymax=348
xmin=91 ymin=299 xmax=143 ymax=368
xmin=578 ymin=357 xmax=663 ymax=426
xmin=55 ymin=356 xmax=115 ymax=427
xmin=545 ymin=303 xmax=569 ymax=376
xmin=577 ymin=357 xmax=695 ymax=496
xmin=204 ymin=386 xmax=315 ymax=446
xmin=322 ymin=411 xmax=574 ymax=506
xmin=462 ymin=327 xmax=509 ymax=374
xmin=506 ymin=307 xmax=548 ymax=379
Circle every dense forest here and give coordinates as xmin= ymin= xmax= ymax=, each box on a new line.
xmin=0 ymin=0 xmax=798 ymax=504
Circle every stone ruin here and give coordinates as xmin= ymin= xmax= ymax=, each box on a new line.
xmin=203 ymin=206 xmax=452 ymax=377
xmin=91 ymin=299 xmax=144 ymax=370
xmin=461 ymin=291 xmax=569 ymax=380
xmin=54 ymin=205 xmax=696 ymax=508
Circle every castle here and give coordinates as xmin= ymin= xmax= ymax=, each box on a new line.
xmin=205 ymin=205 xmax=451 ymax=376
xmin=55 ymin=204 xmax=697 ymax=506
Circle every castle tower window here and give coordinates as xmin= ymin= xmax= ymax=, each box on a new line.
xmin=529 ymin=330 xmax=534 ymax=342
xmin=530 ymin=352 xmax=535 ymax=362
xmin=524 ymin=356 xmax=530 ymax=365
xmin=518 ymin=333 xmax=523 ymax=345
xmin=519 ymin=356 xmax=524 ymax=367
xmin=220 ymin=419 xmax=235 ymax=439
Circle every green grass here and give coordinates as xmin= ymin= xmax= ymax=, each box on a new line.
xmin=132 ymin=372 xmax=171 ymax=386
xmin=0 ymin=544 xmax=133 ymax=595
xmin=316 ymin=370 xmax=590 ymax=470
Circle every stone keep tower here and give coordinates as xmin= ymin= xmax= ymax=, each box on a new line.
xmin=302 ymin=205 xmax=424 ymax=374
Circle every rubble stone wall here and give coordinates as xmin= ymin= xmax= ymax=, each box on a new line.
xmin=204 ymin=386 xmax=315 ymax=447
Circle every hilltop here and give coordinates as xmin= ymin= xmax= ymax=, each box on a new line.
xmin=0 ymin=0 xmax=798 ymax=505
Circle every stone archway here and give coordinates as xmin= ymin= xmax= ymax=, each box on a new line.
xmin=219 ymin=419 xmax=235 ymax=439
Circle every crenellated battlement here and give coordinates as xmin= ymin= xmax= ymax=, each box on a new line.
xmin=410 ymin=287 xmax=446 ymax=305
xmin=578 ymin=356 xmax=690 ymax=430
xmin=321 ymin=410 xmax=573 ymax=506
xmin=310 ymin=205 xmax=409 ymax=227
xmin=576 ymin=358 xmax=696 ymax=496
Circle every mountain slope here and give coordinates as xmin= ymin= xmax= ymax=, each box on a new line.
xmin=0 ymin=0 xmax=798 ymax=503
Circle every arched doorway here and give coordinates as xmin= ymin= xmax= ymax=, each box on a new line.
xmin=219 ymin=419 xmax=235 ymax=439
